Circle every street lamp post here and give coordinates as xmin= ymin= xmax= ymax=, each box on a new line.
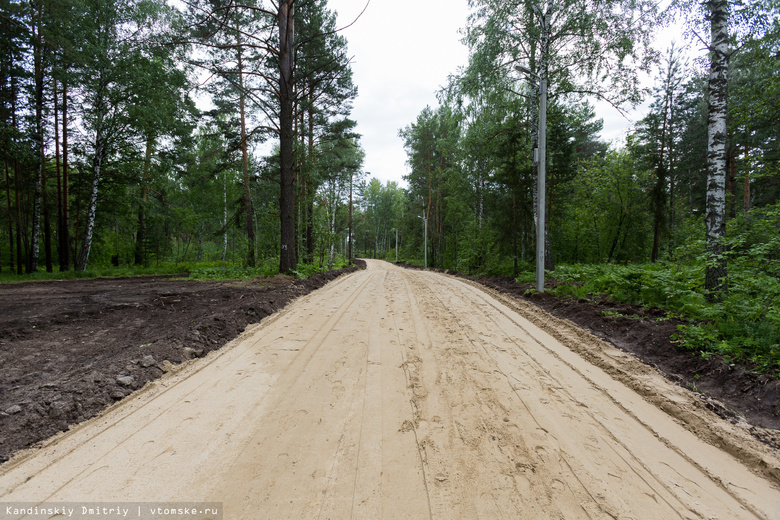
xmin=516 ymin=65 xmax=547 ymax=292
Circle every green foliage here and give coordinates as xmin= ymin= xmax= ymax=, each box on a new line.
xmin=466 ymin=0 xmax=663 ymax=109
xmin=454 ymin=220 xmax=496 ymax=275
xmin=0 ymin=264 xmax=189 ymax=284
xmin=186 ymin=256 xmax=352 ymax=281
xmin=545 ymin=204 xmax=780 ymax=376
xmin=293 ymin=255 xmax=351 ymax=279
xmin=187 ymin=258 xmax=279 ymax=281
xmin=390 ymin=1 xmax=780 ymax=377
xmin=549 ymin=262 xmax=704 ymax=310
xmin=0 ymin=256 xmax=351 ymax=284
xmin=556 ymin=151 xmax=653 ymax=264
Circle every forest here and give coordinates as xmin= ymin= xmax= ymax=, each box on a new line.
xmin=0 ymin=0 xmax=779 ymax=374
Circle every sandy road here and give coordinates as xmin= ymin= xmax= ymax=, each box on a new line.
xmin=2 ymin=260 xmax=780 ymax=519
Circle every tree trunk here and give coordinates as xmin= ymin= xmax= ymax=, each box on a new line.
xmin=135 ymin=135 xmax=153 ymax=265
xmin=669 ymin=162 xmax=676 ymax=233
xmin=328 ymin=182 xmax=338 ymax=270
xmin=29 ymin=7 xmax=44 ymax=273
xmin=222 ymin=170 xmax=228 ymax=261
xmin=726 ymin=148 xmax=736 ymax=220
xmin=306 ymin=95 xmax=315 ymax=263
xmin=437 ymin=154 xmax=443 ymax=269
xmin=42 ymin=141 xmax=52 ymax=271
xmin=513 ymin=193 xmax=518 ymax=277
xmin=76 ymin=149 xmax=102 ymax=271
xmin=76 ymin=83 xmax=106 ymax=272
xmin=236 ymin=20 xmax=255 ymax=268
xmin=651 ymin=164 xmax=666 ymax=263
xmin=743 ymin=143 xmax=750 ymax=212
xmin=55 ymin=79 xmax=63 ymax=269
xmin=293 ymin=85 xmax=301 ymax=262
xmin=4 ymin=162 xmax=14 ymax=272
xmin=42 ymin=161 xmax=52 ymax=271
xmin=278 ymin=0 xmax=297 ymax=273
xmin=13 ymin=158 xmax=22 ymax=274
xmin=8 ymin=73 xmax=23 ymax=273
xmin=348 ymin=170 xmax=353 ymax=262
xmin=705 ymin=0 xmax=729 ymax=300
xmin=73 ymin=166 xmax=81 ymax=265
xmin=60 ymin=77 xmax=70 ymax=271
xmin=40 ymin=43 xmax=52 ymax=272
xmin=607 ymin=212 xmax=627 ymax=263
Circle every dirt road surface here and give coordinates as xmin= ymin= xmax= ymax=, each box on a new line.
xmin=2 ymin=260 xmax=780 ymax=519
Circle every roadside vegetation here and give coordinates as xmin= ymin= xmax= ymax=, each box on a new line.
xmin=0 ymin=255 xmax=353 ymax=283
xmin=0 ymin=264 xmax=188 ymax=282
xmin=532 ymin=205 xmax=780 ymax=377
xmin=186 ymin=256 xmax=353 ymax=281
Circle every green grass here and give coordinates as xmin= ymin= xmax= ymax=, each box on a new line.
xmin=187 ymin=258 xmax=279 ymax=281
xmin=0 ymin=255 xmax=355 ymax=284
xmin=0 ymin=264 xmax=191 ymax=283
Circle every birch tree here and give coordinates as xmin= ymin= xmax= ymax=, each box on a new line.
xmin=683 ymin=0 xmax=779 ymax=298
xmin=74 ymin=0 xmax=180 ymax=271
xmin=75 ymin=0 xmax=126 ymax=271
xmin=465 ymin=0 xmax=662 ymax=270
xmin=704 ymin=0 xmax=729 ymax=298
xmin=317 ymin=119 xmax=362 ymax=269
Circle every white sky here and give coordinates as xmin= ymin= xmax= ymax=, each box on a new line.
xmin=328 ymin=0 xmax=698 ymax=187
xmin=328 ymin=0 xmax=471 ymax=186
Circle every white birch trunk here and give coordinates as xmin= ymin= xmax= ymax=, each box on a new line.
xmin=76 ymin=146 xmax=103 ymax=271
xmin=705 ymin=0 xmax=729 ymax=298
xmin=30 ymin=157 xmax=42 ymax=272
xmin=75 ymin=83 xmax=106 ymax=272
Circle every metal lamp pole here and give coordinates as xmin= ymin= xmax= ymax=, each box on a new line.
xmin=516 ymin=65 xmax=547 ymax=292
xmin=537 ymin=76 xmax=547 ymax=292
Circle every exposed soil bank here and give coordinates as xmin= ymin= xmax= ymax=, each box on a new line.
xmin=0 ymin=262 xmax=364 ymax=463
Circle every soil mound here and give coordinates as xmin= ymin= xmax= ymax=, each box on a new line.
xmin=0 ymin=262 xmax=364 ymax=463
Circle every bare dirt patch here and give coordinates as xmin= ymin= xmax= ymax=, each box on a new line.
xmin=0 ymin=263 xmax=363 ymax=463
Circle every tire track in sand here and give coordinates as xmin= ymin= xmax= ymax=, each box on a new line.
xmin=396 ymin=265 xmax=780 ymax=519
